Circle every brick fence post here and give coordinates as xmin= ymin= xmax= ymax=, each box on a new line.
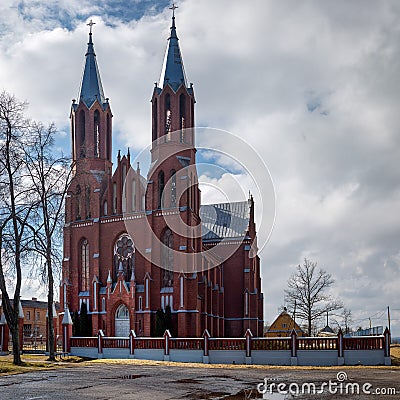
xmin=384 ymin=327 xmax=391 ymax=366
xmin=61 ymin=307 xmax=73 ymax=353
xmin=337 ymin=328 xmax=344 ymax=366
xmin=245 ymin=329 xmax=253 ymax=365
xmin=18 ymin=301 xmax=24 ymax=353
xmin=202 ymin=329 xmax=210 ymax=364
xmin=98 ymin=329 xmax=104 ymax=359
xmin=129 ymin=330 xmax=136 ymax=359
xmin=290 ymin=328 xmax=298 ymax=366
xmin=163 ymin=330 xmax=171 ymax=361
xmin=0 ymin=313 xmax=9 ymax=354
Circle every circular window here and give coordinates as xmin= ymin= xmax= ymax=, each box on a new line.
xmin=114 ymin=234 xmax=135 ymax=278
xmin=115 ymin=235 xmax=134 ymax=260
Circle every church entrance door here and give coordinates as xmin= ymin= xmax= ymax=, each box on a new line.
xmin=115 ymin=304 xmax=130 ymax=337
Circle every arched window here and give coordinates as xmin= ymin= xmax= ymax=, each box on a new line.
xmin=165 ymin=93 xmax=171 ymax=137
xmin=179 ymin=94 xmax=186 ymax=142
xmin=152 ymin=98 xmax=158 ymax=142
xmin=122 ymin=165 xmax=127 ymax=213
xmin=113 ymin=182 xmax=117 ymax=214
xmin=94 ymin=110 xmax=100 ymax=158
xmin=113 ymin=234 xmax=135 ymax=280
xmin=162 ymin=229 xmax=173 ymax=287
xmin=158 ymin=170 xmax=165 ymax=209
xmin=131 ymin=179 xmax=136 ymax=212
xmin=76 ymin=185 xmax=82 ymax=220
xmin=81 ymin=239 xmax=90 ymax=291
xmin=103 ymin=200 xmax=108 ymax=216
xmin=79 ymin=110 xmax=86 ymax=158
xmin=85 ymin=186 xmax=91 ymax=219
xmin=106 ymin=114 xmax=111 ymax=161
xmin=170 ymin=170 xmax=176 ymax=207
xmin=116 ymin=304 xmax=129 ymax=319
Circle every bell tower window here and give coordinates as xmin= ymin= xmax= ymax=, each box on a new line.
xmin=79 ymin=110 xmax=86 ymax=158
xmin=94 ymin=110 xmax=100 ymax=158
xmin=165 ymin=93 xmax=171 ymax=137
xmin=152 ymin=98 xmax=158 ymax=142
xmin=170 ymin=170 xmax=176 ymax=207
xmin=158 ymin=170 xmax=165 ymax=209
xmin=106 ymin=114 xmax=111 ymax=161
xmin=179 ymin=94 xmax=186 ymax=142
xmin=85 ymin=186 xmax=91 ymax=219
xmin=76 ymin=185 xmax=82 ymax=220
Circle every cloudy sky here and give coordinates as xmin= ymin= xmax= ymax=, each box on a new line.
xmin=1 ymin=0 xmax=399 ymax=335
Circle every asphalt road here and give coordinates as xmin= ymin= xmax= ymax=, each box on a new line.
xmin=0 ymin=361 xmax=399 ymax=400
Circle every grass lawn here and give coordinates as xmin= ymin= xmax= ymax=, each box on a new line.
xmin=0 ymin=354 xmax=85 ymax=375
xmin=391 ymin=344 xmax=400 ymax=366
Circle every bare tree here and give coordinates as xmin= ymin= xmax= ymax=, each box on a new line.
xmin=0 ymin=92 xmax=35 ymax=365
xmin=24 ymin=122 xmax=73 ymax=361
xmin=285 ymin=258 xmax=343 ymax=336
xmin=341 ymin=308 xmax=352 ymax=334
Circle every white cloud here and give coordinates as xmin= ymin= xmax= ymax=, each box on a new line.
xmin=1 ymin=0 xmax=400 ymax=335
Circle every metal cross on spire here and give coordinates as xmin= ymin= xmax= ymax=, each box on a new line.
xmin=87 ymin=19 xmax=96 ymax=34
xmin=169 ymin=3 xmax=178 ymax=18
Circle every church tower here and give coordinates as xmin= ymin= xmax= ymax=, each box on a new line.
xmin=71 ymin=21 xmax=112 ymax=173
xmin=145 ymin=7 xmax=202 ymax=337
xmin=62 ymin=22 xmax=114 ymax=329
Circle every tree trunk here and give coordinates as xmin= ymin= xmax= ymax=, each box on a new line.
xmin=10 ymin=322 xmax=21 ymax=365
xmin=47 ymin=253 xmax=56 ymax=361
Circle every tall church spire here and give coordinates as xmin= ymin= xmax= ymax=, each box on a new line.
xmin=159 ymin=5 xmax=188 ymax=91
xmin=78 ymin=20 xmax=106 ymax=108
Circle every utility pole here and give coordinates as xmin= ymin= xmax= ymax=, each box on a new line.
xmin=387 ymin=306 xmax=391 ymax=335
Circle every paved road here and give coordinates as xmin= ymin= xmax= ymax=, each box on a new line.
xmin=0 ymin=361 xmax=399 ymax=399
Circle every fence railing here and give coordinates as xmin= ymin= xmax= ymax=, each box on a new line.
xmin=344 ymin=336 xmax=384 ymax=351
xmin=298 ymin=337 xmax=338 ymax=350
xmin=169 ymin=338 xmax=203 ymax=350
xmin=103 ymin=338 xmax=129 ymax=349
xmin=70 ymin=337 xmax=97 ymax=348
xmin=253 ymin=338 xmax=291 ymax=351
xmin=135 ymin=338 xmax=165 ymax=349
xmin=208 ymin=338 xmax=245 ymax=351
xmin=66 ymin=328 xmax=391 ymax=361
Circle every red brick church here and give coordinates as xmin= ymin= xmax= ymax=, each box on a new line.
xmin=60 ymin=10 xmax=263 ymax=338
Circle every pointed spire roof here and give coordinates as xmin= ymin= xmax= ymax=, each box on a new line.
xmin=78 ymin=23 xmax=106 ymax=108
xmin=159 ymin=6 xmax=188 ymax=91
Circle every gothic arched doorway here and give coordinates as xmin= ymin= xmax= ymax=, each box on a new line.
xmin=115 ymin=304 xmax=130 ymax=337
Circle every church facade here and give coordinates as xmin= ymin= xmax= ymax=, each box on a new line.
xmin=60 ymin=12 xmax=263 ymax=338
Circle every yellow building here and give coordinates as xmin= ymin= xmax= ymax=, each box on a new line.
xmin=265 ymin=308 xmax=306 ymax=337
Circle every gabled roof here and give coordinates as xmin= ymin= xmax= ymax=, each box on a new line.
xmin=78 ymin=32 xmax=106 ymax=108
xmin=158 ymin=12 xmax=188 ymax=91
xmin=320 ymin=325 xmax=335 ymax=334
xmin=200 ymin=201 xmax=250 ymax=241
